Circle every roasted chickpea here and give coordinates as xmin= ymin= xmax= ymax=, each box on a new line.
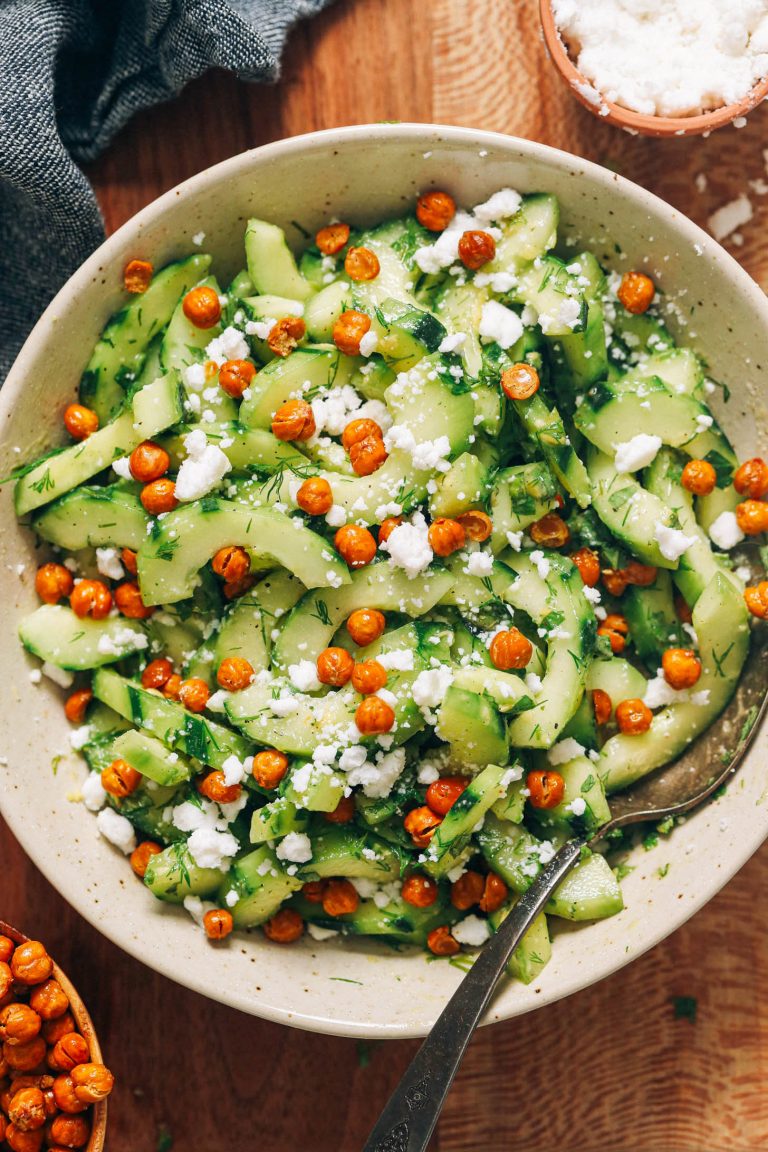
xmin=734 ymin=457 xmax=768 ymax=500
xmin=197 ymin=769 xmax=241 ymax=805
xmin=161 ymin=673 xmax=182 ymax=700
xmin=114 ymin=581 xmax=154 ymax=620
xmin=271 ymin=398 xmax=316 ymax=442
xmin=182 ymin=285 xmax=221 ymax=329
xmin=530 ymin=512 xmax=570 ymax=549
xmin=662 ymin=647 xmax=702 ymax=690
xmin=139 ymin=478 xmax=178 ymax=515
xmin=315 ymin=222 xmax=351 ymax=255
xmin=0 ymin=1004 xmax=41 ymax=1046
xmin=601 ymin=568 xmax=628 ymax=597
xmin=48 ymin=1034 xmax=89 ymax=1074
xmin=3 ymin=1035 xmax=47 ymax=1072
xmin=458 ymin=229 xmax=496 ymax=270
xmin=488 ymin=626 xmax=532 ymax=673
xmin=48 ymin=1113 xmax=91 ymax=1148
xmin=404 ymin=805 xmax=442 ymax=848
xmin=8 ymin=1086 xmax=46 ymax=1132
xmin=351 ymin=659 xmax=387 ymax=696
xmin=316 ymin=647 xmax=355 ymax=687
xmin=42 ymin=1014 xmax=75 ymax=1047
xmin=623 ymin=561 xmax=658 ymax=587
xmin=598 ymin=613 xmax=629 ymax=655
xmin=203 ymin=909 xmax=233 ymax=941
xmin=129 ymin=840 xmax=162 ymax=879
xmin=123 ymin=258 xmax=153 ymax=294
xmin=267 ymin=315 xmax=306 ymax=358
xmin=216 ymin=656 xmax=254 ymax=692
xmin=617 ymin=271 xmax=655 ymax=315
xmin=455 ymin=510 xmax=493 ymax=542
xmin=450 ymin=871 xmax=484 ymax=911
xmin=427 ymin=926 xmax=460 ymax=956
xmin=570 ymin=547 xmax=601 ymax=587
xmin=341 ymin=418 xmax=384 ymax=452
xmin=69 ymin=579 xmax=112 ymax=620
xmin=332 ymin=310 xmax=372 ymax=356
xmin=128 ymin=440 xmax=169 ymax=483
xmin=426 ymin=776 xmax=469 ymax=816
xmin=349 ymin=434 xmax=388 ymax=477
xmin=428 ymin=517 xmax=466 ymax=557
xmin=346 ymin=608 xmax=386 ymax=647
xmin=262 ymin=909 xmax=304 ymax=943
xmin=615 ymin=698 xmax=653 ymax=734
xmin=500 ymin=362 xmax=540 ymax=401
xmin=211 ymin=544 xmax=250 ymax=583
xmin=70 ymin=1062 xmax=114 ymax=1105
xmin=302 ymin=880 xmax=327 ymax=903
xmin=322 ymin=878 xmax=359 ymax=917
xmin=345 ymin=246 xmax=380 ymax=281
xmin=121 ymin=547 xmax=138 ymax=575
xmin=5 ymin=1123 xmax=44 ymax=1151
xmin=219 ymin=358 xmax=256 ymax=398
xmin=355 ymin=695 xmax=395 ymax=735
xmin=401 ymin=874 xmax=438 ymax=908
xmin=178 ymin=677 xmax=210 ymax=713
xmin=223 ymin=575 xmax=256 ymax=601
xmin=526 ymin=769 xmax=565 ymax=810
xmin=593 ymin=688 xmax=613 ymax=726
xmin=416 ymin=190 xmax=456 ymax=232
xmin=378 ymin=516 xmax=403 ymax=545
xmin=63 ymin=405 xmax=98 ymax=441
xmin=63 ymin=689 xmax=92 ymax=725
xmin=252 ymin=749 xmax=289 ymax=790
xmin=323 ymin=795 xmax=356 ymax=824
xmin=35 ymin=563 xmax=74 ymax=605
xmin=141 ymin=658 xmax=174 ymax=691
xmin=479 ymin=872 xmax=508 ymax=914
xmin=11 ymin=943 xmax=52 ymax=987
xmin=334 ymin=524 xmax=377 ymax=569
xmin=101 ymin=758 xmax=141 ymax=799
xmin=744 ymin=581 xmax=768 ymax=619
xmin=681 ymin=459 xmax=717 ymax=496
xmin=736 ymin=499 xmax=768 ymax=535
xmin=51 ymin=1074 xmax=87 ymax=1114
xmin=295 ymin=476 xmax=333 ymax=517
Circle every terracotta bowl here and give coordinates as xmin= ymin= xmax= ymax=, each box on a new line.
xmin=0 ymin=125 xmax=767 ymax=1038
xmin=540 ymin=0 xmax=768 ymax=137
xmin=0 ymin=921 xmax=107 ymax=1150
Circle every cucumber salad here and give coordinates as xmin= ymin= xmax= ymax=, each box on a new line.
xmin=13 ymin=185 xmax=768 ymax=978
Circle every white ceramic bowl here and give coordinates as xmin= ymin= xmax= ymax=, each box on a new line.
xmin=1 ymin=125 xmax=766 ymax=1039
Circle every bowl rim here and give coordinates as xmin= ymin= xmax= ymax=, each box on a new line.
xmin=2 ymin=122 xmax=768 ymax=1037
xmin=539 ymin=0 xmax=768 ymax=137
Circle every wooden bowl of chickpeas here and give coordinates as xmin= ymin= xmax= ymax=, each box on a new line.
xmin=0 ymin=922 xmax=112 ymax=1152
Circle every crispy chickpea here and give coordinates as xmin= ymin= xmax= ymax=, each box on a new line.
xmin=8 ymin=1086 xmax=46 ymax=1132
xmin=332 ymin=309 xmax=372 ymax=356
xmin=114 ymin=581 xmax=154 ymax=620
xmin=479 ymin=872 xmax=508 ymax=914
xmin=182 ymin=285 xmax=221 ymax=329
xmin=597 ymin=613 xmax=629 ymax=655
xmin=744 ymin=581 xmax=768 ymax=619
xmin=623 ymin=561 xmax=658 ymax=587
xmin=334 ymin=524 xmax=377 ymax=569
xmin=0 ymin=1004 xmax=41 ymax=1046
xmin=63 ymin=405 xmax=98 ymax=441
xmin=617 ymin=271 xmax=655 ymax=315
xmin=500 ymin=362 xmax=540 ymax=401
xmin=428 ymin=517 xmax=466 ymax=557
xmin=734 ymin=457 xmax=768 ymax=500
xmin=63 ymin=689 xmax=92 ymax=725
xmin=349 ymin=434 xmax=389 ymax=477
xmin=203 ymin=909 xmax=233 ymax=941
xmin=69 ymin=579 xmax=112 ymax=620
xmin=401 ymin=874 xmax=438 ymax=908
xmin=48 ymin=1114 xmax=91 ymax=1148
xmin=404 ymin=805 xmax=442 ymax=848
xmin=593 ymin=688 xmax=613 ymax=726
xmin=197 ymin=770 xmax=242 ymax=805
xmin=378 ymin=516 xmax=403 ymax=545
xmin=139 ymin=478 xmax=178 ymax=515
xmin=262 ymin=909 xmax=304 ymax=943
xmin=123 ymin=258 xmax=153 ymax=294
xmin=141 ymin=658 xmax=174 ymax=691
xmin=426 ymin=776 xmax=469 ymax=816
xmin=450 ymin=870 xmax=484 ymax=911
xmin=601 ymin=568 xmax=628 ymax=597
xmin=322 ymin=878 xmax=359 ymax=918
xmin=416 ymin=190 xmax=456 ymax=232
xmin=42 ymin=1014 xmax=75 ymax=1047
xmin=121 ymin=547 xmax=138 ymax=575
xmin=616 ymin=698 xmax=653 ymax=734
xmin=570 ymin=547 xmax=601 ymax=587
xmin=345 ymin=246 xmax=380 ymax=281
xmin=212 ymin=544 xmax=250 ymax=583
xmin=662 ymin=647 xmax=702 ymax=690
xmin=101 ymin=758 xmax=141 ymax=799
xmin=736 ymin=499 xmax=768 ymax=535
xmin=316 ymin=647 xmax=355 ymax=687
xmin=296 ymin=476 xmax=333 ymax=516
xmin=674 ymin=592 xmax=693 ymax=625
xmin=346 ymin=608 xmax=386 ymax=647
xmin=3 ymin=1036 xmax=47 ymax=1072
xmin=224 ymin=575 xmax=256 ymax=601
xmin=427 ymin=926 xmax=460 ymax=957
xmin=458 ymin=229 xmax=496 ymax=270
xmin=35 ymin=563 xmax=74 ymax=605
xmin=489 ymin=627 xmax=533 ymax=670
xmin=0 ymin=936 xmax=13 ymax=963
xmin=526 ymin=769 xmax=565 ymax=810
xmin=323 ymin=795 xmax=356 ymax=824
xmin=530 ymin=512 xmax=570 ymax=549
xmin=341 ymin=418 xmax=383 ymax=451
xmin=252 ymin=749 xmax=289 ymax=790
xmin=355 ymin=695 xmax=395 ymax=735
xmin=271 ymin=398 xmax=316 ymax=442
xmin=315 ymin=222 xmax=350 ymax=255
xmin=161 ymin=673 xmax=182 ymax=700
xmin=11 ymin=943 xmax=52 ymax=988
xmin=70 ymin=1063 xmax=114 ymax=1105
xmin=302 ymin=880 xmax=327 ymax=903
xmin=351 ymin=659 xmax=387 ymax=695
xmin=216 ymin=656 xmax=254 ymax=692
xmin=129 ymin=840 xmax=162 ymax=879
xmin=219 ymin=358 xmax=256 ymax=399
xmin=48 ymin=1034 xmax=89 ymax=1074
xmin=178 ymin=677 xmax=210 ymax=713
xmin=681 ymin=459 xmax=717 ymax=496
xmin=128 ymin=440 xmax=169 ymax=484
xmin=267 ymin=316 xmax=306 ymax=358
xmin=5 ymin=1124 xmax=44 ymax=1152
xmin=51 ymin=1074 xmax=87 ymax=1114
xmin=455 ymin=510 xmax=493 ymax=542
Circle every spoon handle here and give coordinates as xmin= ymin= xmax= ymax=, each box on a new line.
xmin=362 ymin=838 xmax=584 ymax=1152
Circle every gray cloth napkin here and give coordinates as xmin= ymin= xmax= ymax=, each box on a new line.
xmin=0 ymin=0 xmax=335 ymax=381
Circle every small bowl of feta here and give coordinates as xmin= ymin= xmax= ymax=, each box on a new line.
xmin=541 ymin=0 xmax=768 ymax=137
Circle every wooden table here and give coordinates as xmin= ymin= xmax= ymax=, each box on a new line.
xmin=5 ymin=1 xmax=768 ymax=1148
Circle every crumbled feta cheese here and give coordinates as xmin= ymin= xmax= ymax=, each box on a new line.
xmin=709 ymin=510 xmax=745 ymax=550
xmin=547 ymin=737 xmax=586 ymax=766
xmin=221 ymin=754 xmax=248 ymax=787
xmin=413 ymin=665 xmax=454 ymax=711
xmin=276 ymin=831 xmax=313 ymax=864
xmin=325 ymin=504 xmax=347 ymax=528
xmin=96 ymin=628 xmax=148 ymax=657
xmin=473 ymin=187 xmax=523 ymax=223
xmin=225 ymin=888 xmax=239 ymax=908
xmin=614 ymin=433 xmax=662 ymax=473
xmin=381 ymin=512 xmax=433 ymax=579
xmin=346 ymin=748 xmax=406 ymax=799
xmin=505 ymin=530 xmax=523 ymax=551
xmin=583 ymin=586 xmax=602 ymax=605
xmin=174 ymin=429 xmax=231 ymax=501
xmin=467 ymin=550 xmax=494 ymax=577
xmin=188 ymin=827 xmax=239 ymax=870
xmin=452 ymin=915 xmax=490 ymax=947
xmin=417 ymin=761 xmax=441 ymax=784
xmin=311 ymin=385 xmax=363 ymax=437
xmin=525 ymin=672 xmax=543 ymax=694
xmin=566 ymin=797 xmax=587 ymax=817
xmin=413 ymin=210 xmax=478 ymax=273
xmin=654 ymin=522 xmax=698 ymax=562
xmin=269 ymin=695 xmax=300 ymax=717
xmin=529 ymin=549 xmax=551 ymax=581
xmin=96 ymin=808 xmax=137 ymax=855
xmin=245 ymin=317 xmax=276 ymax=340
xmin=41 ymin=662 xmax=74 ymax=689
xmin=350 ymin=398 xmax=392 ymax=432
xmin=69 ymin=725 xmax=92 ymax=751
xmin=82 ymin=772 xmax=107 ymax=812
xmin=28 ymin=669 xmax=41 ymax=684
xmin=206 ymin=689 xmax=230 ymax=713
xmin=96 ymin=547 xmax=124 ymax=581
xmin=307 ymin=923 xmax=340 ymax=941
xmin=709 ymin=195 xmax=754 ymax=242
xmin=288 ymin=659 xmax=321 ymax=693
xmin=377 ymin=649 xmax=415 ymax=672
xmin=205 ymin=325 xmax=250 ymax=366
xmin=112 ymin=455 xmax=133 ymax=480
xmin=359 ymin=330 xmax=378 ymax=357
xmin=384 ymin=423 xmax=452 ymax=473
xmin=479 ymin=300 xmax=524 ymax=349
xmin=184 ymin=362 xmax=207 ymax=391
xmin=438 ymin=332 xmax=467 ymax=354
xmin=192 ymin=231 xmax=205 ymax=246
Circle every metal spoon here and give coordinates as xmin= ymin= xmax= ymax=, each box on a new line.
xmin=363 ymin=602 xmax=767 ymax=1152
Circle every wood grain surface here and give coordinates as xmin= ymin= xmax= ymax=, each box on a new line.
xmin=4 ymin=1 xmax=768 ymax=1148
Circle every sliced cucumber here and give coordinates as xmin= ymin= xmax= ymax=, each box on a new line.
xmin=110 ymin=729 xmax=192 ymax=787
xmin=436 ymin=685 xmax=509 ymax=768
xmin=31 ymin=486 xmax=148 ymax=551
xmin=488 ymin=904 xmax=551 ymax=983
xmin=20 ymin=605 xmax=149 ymax=670
xmin=144 ymin=842 xmax=224 ymax=904
xmin=245 ymin=219 xmax=315 ymax=302
xmin=297 ymin=826 xmax=401 ymax=882
xmin=424 ymin=762 xmax=512 ymax=878
xmin=226 ymin=845 xmax=304 ymax=928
